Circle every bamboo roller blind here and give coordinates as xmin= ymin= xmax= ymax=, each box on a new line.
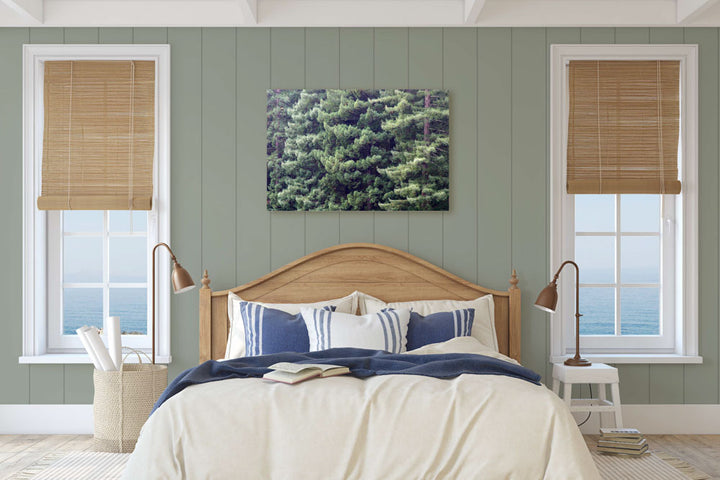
xmin=37 ymin=60 xmax=155 ymax=210
xmin=567 ymin=60 xmax=681 ymax=195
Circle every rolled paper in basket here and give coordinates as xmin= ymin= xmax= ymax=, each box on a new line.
xmin=107 ymin=316 xmax=122 ymax=371
xmin=78 ymin=326 xmax=116 ymax=371
xmin=76 ymin=326 xmax=103 ymax=370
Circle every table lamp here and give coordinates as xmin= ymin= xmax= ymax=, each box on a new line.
xmin=152 ymin=242 xmax=195 ymax=364
xmin=535 ymin=260 xmax=591 ymax=367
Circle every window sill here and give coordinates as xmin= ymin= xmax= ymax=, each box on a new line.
xmin=19 ymin=354 xmax=172 ymax=365
xmin=550 ymin=354 xmax=702 ymax=364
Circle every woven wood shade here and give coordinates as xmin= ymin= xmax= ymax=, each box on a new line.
xmin=38 ymin=60 xmax=155 ymax=210
xmin=567 ymin=60 xmax=681 ymax=195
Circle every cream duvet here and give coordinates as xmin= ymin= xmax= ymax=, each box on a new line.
xmin=124 ymin=338 xmax=599 ymax=479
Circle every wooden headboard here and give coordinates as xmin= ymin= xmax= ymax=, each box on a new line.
xmin=199 ymin=243 xmax=521 ymax=363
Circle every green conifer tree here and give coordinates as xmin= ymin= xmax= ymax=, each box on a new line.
xmin=267 ymin=89 xmax=301 ymax=210
xmin=378 ymin=89 xmax=449 ymax=211
xmin=317 ymin=90 xmax=396 ymax=210
xmin=274 ymin=90 xmax=328 ymax=210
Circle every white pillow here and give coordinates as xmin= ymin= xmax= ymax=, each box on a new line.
xmin=358 ymin=292 xmax=498 ymax=352
xmin=301 ymin=308 xmax=411 ymax=353
xmin=225 ymin=291 xmax=358 ymax=359
xmin=405 ymin=337 xmax=519 ymax=365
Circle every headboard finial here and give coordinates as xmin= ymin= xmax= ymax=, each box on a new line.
xmin=509 ymin=269 xmax=519 ymax=290
xmin=201 ymin=269 xmax=211 ymax=289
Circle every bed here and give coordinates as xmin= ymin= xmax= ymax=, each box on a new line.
xmin=124 ymin=243 xmax=600 ymax=479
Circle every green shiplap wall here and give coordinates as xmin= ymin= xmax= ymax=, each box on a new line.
xmin=0 ymin=27 xmax=718 ymax=406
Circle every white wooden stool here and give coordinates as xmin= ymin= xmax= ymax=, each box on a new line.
xmin=552 ymin=362 xmax=623 ymax=428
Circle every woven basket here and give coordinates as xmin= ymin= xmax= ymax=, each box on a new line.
xmin=93 ymin=351 xmax=167 ymax=453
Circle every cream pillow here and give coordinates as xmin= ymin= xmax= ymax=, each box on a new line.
xmin=301 ymin=308 xmax=411 ymax=353
xmin=405 ymin=337 xmax=519 ymax=365
xmin=225 ymin=291 xmax=358 ymax=359
xmin=358 ymin=292 xmax=498 ymax=352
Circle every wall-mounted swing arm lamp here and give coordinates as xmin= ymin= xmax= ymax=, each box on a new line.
xmin=152 ymin=242 xmax=195 ymax=364
xmin=534 ymin=260 xmax=591 ymax=367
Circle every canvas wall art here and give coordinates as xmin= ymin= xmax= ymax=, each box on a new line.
xmin=267 ymin=89 xmax=450 ymax=211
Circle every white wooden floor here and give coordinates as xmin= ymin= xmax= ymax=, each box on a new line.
xmin=0 ymin=435 xmax=94 ymax=480
xmin=0 ymin=434 xmax=719 ymax=479
xmin=585 ymin=434 xmax=720 ymax=479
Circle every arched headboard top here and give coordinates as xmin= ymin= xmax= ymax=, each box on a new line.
xmin=199 ymin=243 xmax=521 ymax=362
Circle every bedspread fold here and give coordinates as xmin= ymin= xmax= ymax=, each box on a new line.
xmin=153 ymin=348 xmax=541 ymax=413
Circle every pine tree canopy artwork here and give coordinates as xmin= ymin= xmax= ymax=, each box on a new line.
xmin=267 ymin=89 xmax=450 ymax=211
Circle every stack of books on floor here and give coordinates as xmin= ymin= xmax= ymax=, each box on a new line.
xmin=597 ymin=428 xmax=648 ymax=456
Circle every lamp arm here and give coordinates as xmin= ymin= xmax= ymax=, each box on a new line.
xmin=552 ymin=260 xmax=581 ymax=320
xmin=153 ymin=242 xmax=177 ymax=262
xmin=151 ymin=242 xmax=175 ymax=365
xmin=552 ymin=260 xmax=579 ymax=281
xmin=553 ymin=259 xmax=589 ymax=365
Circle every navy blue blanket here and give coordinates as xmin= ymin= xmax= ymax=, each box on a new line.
xmin=152 ymin=348 xmax=541 ymax=414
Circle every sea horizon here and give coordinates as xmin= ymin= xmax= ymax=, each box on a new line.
xmin=63 ymin=288 xmax=147 ymax=335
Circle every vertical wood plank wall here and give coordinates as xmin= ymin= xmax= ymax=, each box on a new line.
xmin=0 ymin=27 xmax=718 ymax=406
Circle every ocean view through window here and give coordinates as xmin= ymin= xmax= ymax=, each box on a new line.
xmin=62 ymin=210 xmax=149 ymax=336
xmin=575 ymin=195 xmax=662 ymax=337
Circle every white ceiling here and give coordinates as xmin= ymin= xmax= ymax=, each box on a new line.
xmin=1 ymin=0 xmax=720 ymax=27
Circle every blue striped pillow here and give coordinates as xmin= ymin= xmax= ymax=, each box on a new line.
xmin=240 ymin=302 xmax=335 ymax=357
xmin=301 ymin=308 xmax=411 ymax=353
xmin=406 ymin=308 xmax=475 ymax=350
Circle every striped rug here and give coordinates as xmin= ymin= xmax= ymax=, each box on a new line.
xmin=9 ymin=448 xmax=711 ymax=479
xmin=592 ymin=450 xmax=711 ymax=480
xmin=9 ymin=451 xmax=130 ymax=480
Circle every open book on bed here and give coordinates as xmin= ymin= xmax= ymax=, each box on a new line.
xmin=263 ymin=362 xmax=350 ymax=385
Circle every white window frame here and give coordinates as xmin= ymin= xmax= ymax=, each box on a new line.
xmin=47 ymin=210 xmax=151 ymax=352
xmin=549 ymin=44 xmax=700 ymax=364
xmin=571 ymin=195 xmax=674 ymax=350
xmin=20 ymin=44 xmax=172 ymax=364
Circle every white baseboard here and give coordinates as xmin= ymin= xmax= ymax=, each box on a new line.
xmin=1 ymin=404 xmax=719 ymax=435
xmin=577 ymin=404 xmax=720 ymax=434
xmin=0 ymin=404 xmax=93 ymax=434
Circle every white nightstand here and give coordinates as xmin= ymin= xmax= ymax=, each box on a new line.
xmin=552 ymin=362 xmax=623 ymax=428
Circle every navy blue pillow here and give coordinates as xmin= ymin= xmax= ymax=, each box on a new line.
xmin=406 ymin=308 xmax=475 ymax=350
xmin=240 ymin=302 xmax=335 ymax=356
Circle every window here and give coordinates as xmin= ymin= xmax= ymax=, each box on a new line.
xmin=573 ymin=194 xmax=673 ymax=349
xmin=47 ymin=211 xmax=150 ymax=352
xmin=21 ymin=45 xmax=171 ymax=363
xmin=550 ymin=44 xmax=699 ymax=363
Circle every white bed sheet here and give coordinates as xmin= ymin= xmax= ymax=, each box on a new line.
xmin=124 ymin=338 xmax=600 ymax=479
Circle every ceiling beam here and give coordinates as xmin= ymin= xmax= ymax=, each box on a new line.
xmin=1 ymin=0 xmax=42 ymax=23
xmin=0 ymin=0 xmax=689 ymax=27
xmin=677 ymin=0 xmax=720 ymax=23
xmin=464 ymin=0 xmax=487 ymax=24
xmin=238 ymin=0 xmax=257 ymax=23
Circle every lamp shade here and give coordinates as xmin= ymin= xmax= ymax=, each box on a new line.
xmin=534 ymin=281 xmax=558 ymax=313
xmin=171 ymin=261 xmax=196 ymax=294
